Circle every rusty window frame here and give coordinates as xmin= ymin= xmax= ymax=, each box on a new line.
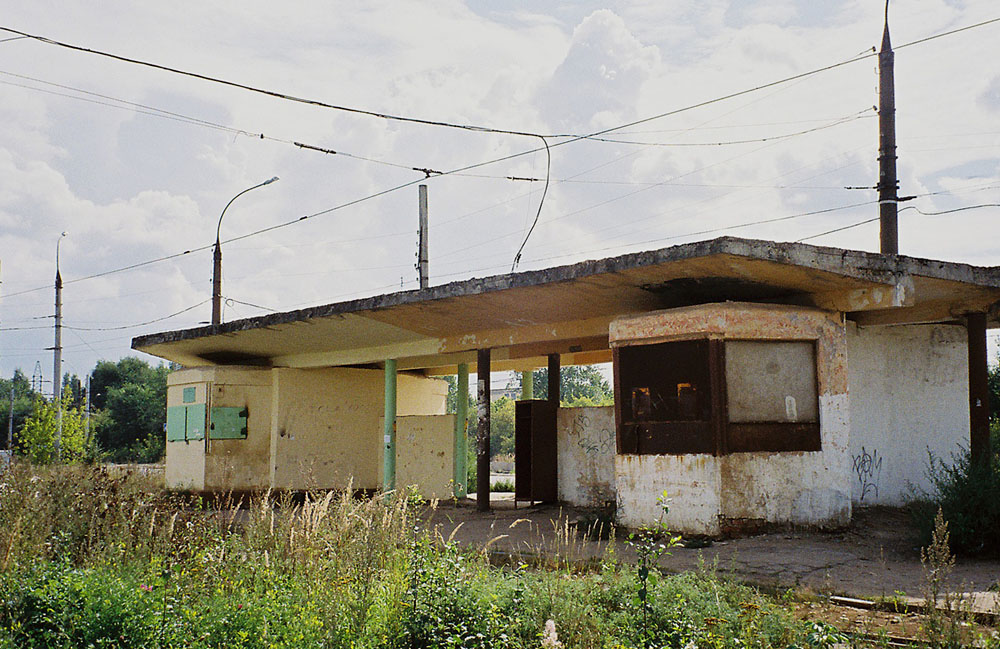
xmin=723 ymin=339 xmax=821 ymax=453
xmin=613 ymin=338 xmax=820 ymax=455
xmin=613 ymin=338 xmax=723 ymax=455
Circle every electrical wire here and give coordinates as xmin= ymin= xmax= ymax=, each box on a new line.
xmin=3 ymin=16 xmax=996 ymax=301
xmin=61 ymin=300 xmax=210 ymax=332
xmin=902 ymin=203 xmax=1000 ymax=216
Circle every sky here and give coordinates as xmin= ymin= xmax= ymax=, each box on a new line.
xmin=0 ymin=0 xmax=998 ymax=389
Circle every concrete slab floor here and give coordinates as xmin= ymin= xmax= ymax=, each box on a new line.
xmin=418 ymin=501 xmax=1000 ymax=615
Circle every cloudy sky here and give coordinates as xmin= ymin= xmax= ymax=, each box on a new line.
xmin=1 ymin=0 xmax=998 ymax=386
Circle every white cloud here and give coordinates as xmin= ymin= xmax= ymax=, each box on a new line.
xmin=0 ymin=1 xmax=998 ymax=378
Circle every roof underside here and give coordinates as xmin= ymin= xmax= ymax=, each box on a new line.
xmin=132 ymin=237 xmax=1000 ymax=374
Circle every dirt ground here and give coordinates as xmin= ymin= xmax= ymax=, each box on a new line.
xmin=420 ymin=500 xmax=1000 ymax=617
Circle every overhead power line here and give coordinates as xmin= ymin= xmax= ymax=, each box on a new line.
xmin=3 ymin=15 xmax=997 ymax=300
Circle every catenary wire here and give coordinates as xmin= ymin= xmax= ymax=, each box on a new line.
xmin=4 ymin=16 xmax=997 ymax=300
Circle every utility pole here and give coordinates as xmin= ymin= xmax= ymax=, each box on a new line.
xmin=53 ymin=232 xmax=65 ymax=460
xmin=878 ymin=1 xmax=898 ymax=255
xmin=418 ymin=184 xmax=429 ymax=289
xmin=7 ymin=385 xmax=12 ymax=451
xmin=84 ymin=374 xmax=91 ymax=450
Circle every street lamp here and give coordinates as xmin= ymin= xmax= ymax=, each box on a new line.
xmin=212 ymin=177 xmax=279 ymax=325
xmin=53 ymin=231 xmax=66 ymax=460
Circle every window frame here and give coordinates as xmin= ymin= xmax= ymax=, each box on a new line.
xmin=613 ymin=337 xmax=820 ymax=455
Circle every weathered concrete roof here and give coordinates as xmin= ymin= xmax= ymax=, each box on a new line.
xmin=132 ymin=237 xmax=1000 ymax=372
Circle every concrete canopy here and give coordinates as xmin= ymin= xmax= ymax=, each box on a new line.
xmin=132 ymin=237 xmax=1000 ymax=373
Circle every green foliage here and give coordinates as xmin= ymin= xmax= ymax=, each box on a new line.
xmin=0 ymin=370 xmax=34 ymax=450
xmin=91 ymin=357 xmax=168 ymax=463
xmin=522 ymin=365 xmax=613 ymax=406
xmin=492 ymin=478 xmax=515 ymax=492
xmin=490 ymin=396 xmax=515 ymax=457
xmin=914 ymin=449 xmax=1000 ymax=557
xmin=16 ymin=391 xmax=88 ymax=464
xmin=0 ymin=467 xmax=828 ymax=648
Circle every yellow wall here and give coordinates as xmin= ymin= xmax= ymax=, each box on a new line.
xmin=166 ymin=365 xmax=447 ymax=493
xmin=204 ymin=367 xmax=272 ymax=492
xmin=271 ymin=367 xmax=448 ymax=491
xmin=395 ymin=414 xmax=456 ymax=499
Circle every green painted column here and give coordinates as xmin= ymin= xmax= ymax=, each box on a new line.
xmin=382 ymin=359 xmax=397 ymax=493
xmin=521 ymin=371 xmax=533 ymax=400
xmin=453 ymin=363 xmax=469 ymax=498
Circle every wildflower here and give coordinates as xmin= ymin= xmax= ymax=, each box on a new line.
xmin=139 ymin=584 xmax=154 ymax=592
xmin=540 ymin=619 xmax=562 ymax=648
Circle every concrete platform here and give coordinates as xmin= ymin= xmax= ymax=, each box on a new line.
xmin=419 ymin=502 xmax=1000 ymax=616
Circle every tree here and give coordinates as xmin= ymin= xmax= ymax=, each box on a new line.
xmin=90 ymin=357 xmax=168 ymax=462
xmin=17 ymin=389 xmax=88 ymax=464
xmin=490 ymin=396 xmax=515 ymax=458
xmin=516 ymin=364 xmax=613 ymax=406
xmin=0 ymin=369 xmax=35 ymax=450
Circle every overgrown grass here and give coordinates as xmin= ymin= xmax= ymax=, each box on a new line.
xmin=913 ymin=446 xmax=1000 ymax=557
xmin=0 ymin=463 xmax=835 ymax=648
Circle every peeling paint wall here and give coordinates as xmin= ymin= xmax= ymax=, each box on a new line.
xmin=204 ymin=368 xmax=272 ymax=492
xmin=394 ymin=414 xmax=455 ymax=499
xmin=165 ymin=376 xmax=207 ymax=490
xmin=557 ymin=406 xmax=616 ymax=507
xmin=271 ymin=367 xmax=382 ymax=491
xmin=718 ymin=393 xmax=851 ymax=529
xmin=611 ymin=302 xmax=851 ymax=534
xmin=164 ymin=365 xmax=447 ymax=493
xmin=615 ymin=454 xmax=721 ymax=534
xmin=847 ymin=323 xmax=969 ymax=506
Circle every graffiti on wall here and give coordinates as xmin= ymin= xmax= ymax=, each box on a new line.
xmin=571 ymin=412 xmax=614 ymax=457
xmin=852 ymin=446 xmax=882 ymax=502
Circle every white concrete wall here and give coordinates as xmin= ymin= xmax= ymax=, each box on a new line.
xmin=616 ymin=454 xmax=722 ymax=534
xmin=611 ymin=303 xmax=851 ymax=535
xmin=557 ymin=406 xmax=616 ymax=507
xmin=614 ymin=394 xmax=852 ymax=535
xmin=718 ymin=393 xmax=851 ymax=529
xmin=847 ymin=323 xmax=970 ymax=506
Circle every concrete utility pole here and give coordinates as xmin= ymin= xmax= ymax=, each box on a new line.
xmin=878 ymin=2 xmax=898 ymax=255
xmin=7 ymin=386 xmax=13 ymax=450
xmin=84 ymin=374 xmax=91 ymax=450
xmin=418 ymin=184 xmax=429 ymax=289
xmin=53 ymin=232 xmax=66 ymax=460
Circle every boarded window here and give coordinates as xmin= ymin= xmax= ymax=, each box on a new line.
xmin=724 ymin=340 xmax=820 ymax=453
xmin=166 ymin=403 xmax=206 ymax=443
xmin=725 ymin=341 xmax=817 ymax=423
xmin=614 ymin=338 xmax=821 ymax=455
xmin=614 ymin=340 xmax=718 ymax=455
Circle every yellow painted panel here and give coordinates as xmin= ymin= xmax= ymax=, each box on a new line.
xmin=394 ymin=414 xmax=455 ymax=500
xmin=205 ymin=380 xmax=272 ymax=491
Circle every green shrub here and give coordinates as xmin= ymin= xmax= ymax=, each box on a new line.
xmin=0 ymin=466 xmax=827 ymax=648
xmin=492 ymin=478 xmax=515 ymax=492
xmin=914 ymin=449 xmax=1000 ymax=556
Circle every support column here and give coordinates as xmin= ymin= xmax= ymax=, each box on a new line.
xmin=382 ymin=359 xmax=398 ymax=492
xmin=453 ymin=363 xmax=469 ymax=498
xmin=967 ymin=313 xmax=991 ymax=466
xmin=476 ymin=349 xmax=491 ymax=512
xmin=521 ymin=371 xmax=533 ymax=400
xmin=547 ymin=353 xmax=560 ymax=406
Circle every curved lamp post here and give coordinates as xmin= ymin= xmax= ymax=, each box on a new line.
xmin=53 ymin=231 xmax=66 ymax=459
xmin=212 ymin=177 xmax=279 ymax=324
